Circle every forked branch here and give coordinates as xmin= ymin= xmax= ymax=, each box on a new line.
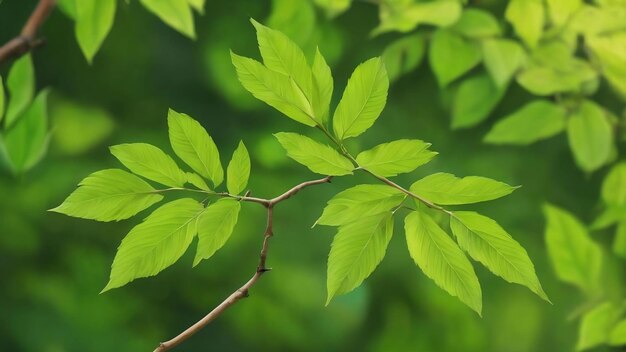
xmin=153 ymin=176 xmax=332 ymax=352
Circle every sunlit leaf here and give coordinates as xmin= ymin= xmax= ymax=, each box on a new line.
xmin=103 ymin=198 xmax=204 ymax=291
xmin=405 ymin=210 xmax=482 ymax=315
xmin=452 ymin=74 xmax=503 ymax=129
xmin=586 ymin=32 xmax=626 ymax=99
xmin=315 ymin=184 xmax=404 ymax=226
xmin=484 ymin=100 xmax=566 ymax=145
xmin=450 ymin=211 xmax=549 ymax=302
xmin=410 ymin=173 xmax=517 ymax=205
xmin=577 ymin=302 xmax=623 ymax=351
xmin=356 ymin=139 xmax=436 ymax=177
xmin=547 ymin=0 xmax=582 ymax=27
xmin=110 ymin=143 xmax=187 ymax=188
xmin=187 ymin=0 xmax=205 ymax=13
xmin=274 ymin=132 xmax=353 ymax=176
xmin=609 ymin=319 xmax=626 ymax=346
xmin=140 ymin=0 xmax=195 ymax=38
xmin=50 ymin=169 xmax=163 ymax=222
xmin=327 ymin=212 xmax=393 ymax=304
xmin=505 ymin=0 xmax=544 ymax=48
xmin=451 ymin=9 xmax=501 ymax=38
xmin=482 ymin=39 xmax=527 ymax=88
xmin=429 ymin=29 xmax=482 ymax=87
xmin=601 ymin=162 xmax=626 ymax=207
xmin=568 ymin=4 xmax=626 ymax=36
xmin=186 ymin=172 xmax=211 ymax=191
xmin=168 ymin=109 xmax=223 ymax=187
xmin=226 ymin=141 xmax=250 ymax=195
xmin=314 ymin=0 xmax=352 ymax=18
xmin=4 ymin=55 xmax=34 ymax=128
xmin=311 ymin=47 xmax=333 ymax=124
xmin=193 ymin=199 xmax=241 ymax=266
xmin=333 ymin=58 xmax=389 ymax=140
xmin=382 ymin=33 xmax=425 ymax=83
xmin=373 ymin=0 xmax=461 ymax=35
xmin=567 ymin=101 xmax=613 ymax=173
xmin=75 ymin=0 xmax=117 ymax=63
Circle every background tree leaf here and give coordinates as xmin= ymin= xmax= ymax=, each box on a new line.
xmin=567 ymin=101 xmax=613 ymax=173
xmin=139 ymin=0 xmax=195 ymax=39
xmin=356 ymin=139 xmax=436 ymax=177
xmin=577 ymin=302 xmax=623 ymax=351
xmin=505 ymin=0 xmax=544 ymax=48
xmin=410 ymin=172 xmax=517 ymax=205
xmin=452 ymin=74 xmax=503 ymax=129
xmin=429 ymin=29 xmax=482 ymax=87
xmin=482 ymin=39 xmax=527 ymax=88
xmin=226 ymin=141 xmax=251 ymax=195
xmin=4 ymin=55 xmax=34 ymax=128
xmin=193 ymin=199 xmax=241 ymax=266
xmin=450 ymin=9 xmax=501 ymax=39
xmin=274 ymin=132 xmax=353 ymax=176
xmin=382 ymin=33 xmax=425 ymax=83
xmin=75 ymin=0 xmax=117 ymax=63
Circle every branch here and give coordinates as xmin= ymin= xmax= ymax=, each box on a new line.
xmin=153 ymin=176 xmax=333 ymax=352
xmin=0 ymin=0 xmax=56 ymax=65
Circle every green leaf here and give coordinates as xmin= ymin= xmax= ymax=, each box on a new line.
xmin=450 ymin=9 xmax=501 ymax=39
xmin=50 ymin=169 xmax=163 ymax=222
xmin=482 ymin=39 xmax=527 ymax=88
xmin=187 ymin=0 xmax=205 ymax=13
xmin=405 ymin=211 xmax=482 ymax=315
xmin=4 ymin=55 xmax=34 ymax=128
xmin=547 ymin=0 xmax=582 ymax=27
xmin=139 ymin=0 xmax=195 ymax=39
xmin=505 ymin=0 xmax=544 ymax=48
xmin=601 ymin=162 xmax=626 ymax=207
xmin=332 ymin=57 xmax=389 ymax=140
xmin=614 ymin=222 xmax=626 ymax=259
xmin=193 ymin=199 xmax=241 ymax=266
xmin=356 ymin=139 xmax=436 ymax=177
xmin=168 ymin=109 xmax=223 ymax=187
xmin=186 ymin=172 xmax=211 ymax=191
xmin=577 ymin=302 xmax=623 ymax=351
xmin=274 ymin=132 xmax=353 ymax=176
xmin=103 ymin=198 xmax=204 ymax=291
xmin=110 ymin=143 xmax=187 ymax=188
xmin=452 ymin=74 xmax=503 ymax=129
xmin=314 ymin=0 xmax=352 ymax=18
xmin=0 ymin=75 xmax=5 ymax=122
xmin=543 ymin=204 xmax=603 ymax=295
xmin=75 ymin=0 xmax=116 ymax=63
xmin=382 ymin=33 xmax=426 ymax=83
xmin=567 ymin=101 xmax=613 ymax=173
xmin=484 ymin=100 xmax=567 ymax=145
xmin=311 ymin=47 xmax=333 ymax=124
xmin=586 ymin=32 xmax=626 ymax=99
xmin=450 ymin=211 xmax=549 ymax=302
xmin=230 ymin=52 xmax=317 ymax=126
xmin=373 ymin=0 xmax=461 ymax=35
xmin=327 ymin=212 xmax=393 ymax=304
xmin=2 ymin=90 xmax=49 ymax=173
xmin=226 ymin=141 xmax=250 ymax=195
xmin=568 ymin=4 xmax=626 ymax=37
xmin=315 ymin=184 xmax=404 ymax=227
xmin=410 ymin=173 xmax=518 ymax=205
xmin=609 ymin=319 xmax=626 ymax=346
xmin=429 ymin=29 xmax=482 ymax=87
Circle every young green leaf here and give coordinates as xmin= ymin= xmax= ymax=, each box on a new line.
xmin=609 ymin=319 xmax=626 ymax=346
xmin=314 ymin=0 xmax=351 ymax=18
xmin=110 ymin=143 xmax=187 ymax=188
xmin=450 ymin=211 xmax=549 ymax=302
xmin=50 ymin=169 xmax=163 ymax=222
xmin=410 ymin=173 xmax=518 ymax=205
xmin=482 ymin=39 xmax=527 ymax=88
xmin=577 ymin=302 xmax=623 ymax=351
xmin=382 ymin=34 xmax=426 ymax=83
xmin=186 ymin=172 xmax=211 ymax=191
xmin=429 ymin=29 xmax=482 ymax=87
xmin=4 ymin=55 xmax=34 ymax=128
xmin=356 ymin=139 xmax=436 ymax=177
xmin=484 ymin=100 xmax=566 ymax=145
xmin=168 ymin=109 xmax=223 ymax=187
xmin=567 ymin=101 xmax=613 ymax=173
xmin=601 ymin=162 xmax=626 ymax=207
xmin=405 ymin=211 xmax=482 ymax=315
xmin=450 ymin=9 xmax=501 ymax=38
xmin=333 ymin=57 xmax=389 ymax=140
xmin=2 ymin=90 xmax=49 ymax=173
xmin=311 ymin=47 xmax=333 ymax=124
xmin=505 ymin=0 xmax=544 ymax=48
xmin=226 ymin=141 xmax=250 ymax=195
xmin=543 ymin=204 xmax=603 ymax=295
xmin=274 ymin=132 xmax=353 ymax=176
xmin=139 ymin=0 xmax=195 ymax=39
xmin=452 ymin=74 xmax=503 ymax=129
xmin=230 ymin=52 xmax=317 ymax=126
xmin=75 ymin=0 xmax=117 ymax=63
xmin=546 ymin=0 xmax=582 ymax=27
xmin=103 ymin=198 xmax=204 ymax=291
xmin=372 ymin=0 xmax=461 ymax=35
xmin=587 ymin=32 xmax=626 ymax=98
xmin=315 ymin=184 xmax=404 ymax=227
xmin=327 ymin=212 xmax=393 ymax=304
xmin=193 ymin=199 xmax=241 ymax=266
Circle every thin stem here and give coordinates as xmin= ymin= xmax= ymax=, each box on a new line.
xmin=0 ymin=0 xmax=56 ymax=65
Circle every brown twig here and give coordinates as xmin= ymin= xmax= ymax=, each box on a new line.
xmin=0 ymin=0 xmax=56 ymax=65
xmin=153 ymin=176 xmax=333 ymax=352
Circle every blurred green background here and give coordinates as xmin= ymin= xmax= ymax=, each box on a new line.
xmin=1 ymin=0 xmax=623 ymax=351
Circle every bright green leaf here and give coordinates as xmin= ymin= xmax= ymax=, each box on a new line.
xmin=168 ymin=109 xmax=223 ymax=187
xmin=614 ymin=222 xmax=626 ymax=259
xmin=543 ymin=204 xmax=603 ymax=295
xmin=405 ymin=211 xmax=482 ymax=315
xmin=356 ymin=139 xmax=436 ymax=177
xmin=103 ymin=198 xmax=204 ymax=291
xmin=577 ymin=302 xmax=623 ymax=351
xmin=586 ymin=32 xmax=626 ymax=99
xmin=327 ymin=212 xmax=393 ymax=304
xmin=140 ymin=0 xmax=195 ymax=38
xmin=567 ymin=101 xmax=613 ymax=173
xmin=451 ymin=9 xmax=501 ymax=39
xmin=311 ymin=47 xmax=333 ymax=124
xmin=274 ymin=132 xmax=353 ymax=176
xmin=382 ymin=33 xmax=426 ymax=83
xmin=50 ymin=169 xmax=163 ymax=222
xmin=452 ymin=74 xmax=503 ymax=129
xmin=333 ymin=57 xmax=389 ymax=140
xmin=315 ymin=184 xmax=404 ymax=226
xmin=410 ymin=172 xmax=518 ymax=205
xmin=450 ymin=211 xmax=549 ymax=302
xmin=505 ymin=0 xmax=544 ymax=48
xmin=75 ymin=0 xmax=116 ymax=63
xmin=568 ymin=4 xmax=626 ymax=37
xmin=601 ymin=162 xmax=626 ymax=207
xmin=314 ymin=0 xmax=352 ymax=18
xmin=193 ymin=199 xmax=241 ymax=266
xmin=484 ymin=100 xmax=567 ymax=145
xmin=186 ymin=172 xmax=211 ymax=191
xmin=187 ymin=0 xmax=205 ymax=13
xmin=547 ymin=0 xmax=582 ymax=27
xmin=482 ymin=39 xmax=527 ymax=88
xmin=4 ymin=55 xmax=34 ymax=128
xmin=110 ymin=143 xmax=187 ymax=188
xmin=226 ymin=141 xmax=250 ymax=195
xmin=609 ymin=319 xmax=626 ymax=346
xmin=429 ymin=29 xmax=482 ymax=87
xmin=373 ymin=0 xmax=461 ymax=35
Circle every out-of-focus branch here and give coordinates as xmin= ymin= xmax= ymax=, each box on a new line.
xmin=153 ymin=176 xmax=333 ymax=352
xmin=0 ymin=0 xmax=56 ymax=65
